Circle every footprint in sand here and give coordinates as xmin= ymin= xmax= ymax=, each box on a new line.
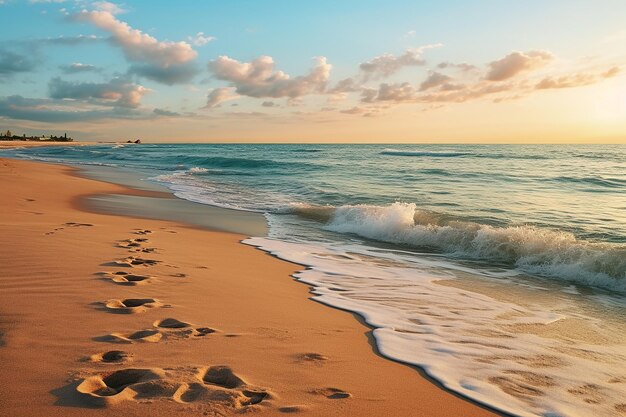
xmin=295 ymin=352 xmax=329 ymax=363
xmin=179 ymin=366 xmax=271 ymax=406
xmin=73 ymin=366 xmax=271 ymax=410
xmin=65 ymin=222 xmax=94 ymax=227
xmin=118 ymin=240 xmax=142 ymax=248
xmin=95 ymin=320 xmax=214 ymax=344
xmin=95 ymin=329 xmax=163 ymax=344
xmin=112 ymin=256 xmax=161 ymax=267
xmin=87 ymin=350 xmax=133 ymax=364
xmin=133 ymin=229 xmax=153 ymax=235
xmin=154 ymin=318 xmax=217 ymax=337
xmin=199 ymin=366 xmax=269 ymax=405
xmin=117 ymin=238 xmax=157 ymax=253
xmin=135 ymin=247 xmax=156 ymax=253
xmin=46 ymin=222 xmax=94 ymax=235
xmin=310 ymin=387 xmax=351 ymax=399
xmin=76 ymin=368 xmax=166 ymax=406
xmin=103 ymin=298 xmax=163 ymax=314
xmin=279 ymin=405 xmax=309 ymax=413
xmin=98 ymin=271 xmax=153 ymax=286
xmin=201 ymin=366 xmax=246 ymax=389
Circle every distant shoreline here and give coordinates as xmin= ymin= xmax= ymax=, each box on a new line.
xmin=0 ymin=141 xmax=95 ymax=149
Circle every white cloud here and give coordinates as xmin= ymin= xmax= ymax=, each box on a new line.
xmin=205 ymin=87 xmax=238 ymax=108
xmin=536 ymin=66 xmax=620 ymax=89
xmin=74 ymin=7 xmax=196 ymax=67
xmin=362 ymin=82 xmax=416 ymax=103
xmin=208 ymin=55 xmax=331 ymax=99
xmin=359 ymin=44 xmax=442 ymax=80
xmin=92 ymin=1 xmax=125 ymax=14
xmin=437 ymin=61 xmax=477 ymax=72
xmin=419 ymin=71 xmax=453 ymax=91
xmin=60 ymin=62 xmax=99 ymax=73
xmin=74 ymin=5 xmax=198 ymax=84
xmin=188 ymin=32 xmax=215 ymax=47
xmin=485 ymin=50 xmax=553 ymax=81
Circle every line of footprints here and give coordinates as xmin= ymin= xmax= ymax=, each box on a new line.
xmin=72 ymin=228 xmax=350 ymax=413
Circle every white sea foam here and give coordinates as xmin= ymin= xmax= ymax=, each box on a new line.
xmin=381 ymin=148 xmax=471 ymax=157
xmin=321 ymin=202 xmax=626 ymax=293
xmin=244 ymin=234 xmax=626 ymax=417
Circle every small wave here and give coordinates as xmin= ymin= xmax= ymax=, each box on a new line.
xmin=552 ymin=175 xmax=626 ymax=189
xmin=166 ymin=154 xmax=316 ymax=171
xmin=290 ymin=202 xmax=625 ymax=292
xmin=381 ymin=149 xmax=471 ymax=158
xmin=281 ymin=203 xmax=336 ymax=222
xmin=380 ymin=148 xmax=558 ymax=160
xmin=188 ymin=167 xmax=209 ymax=174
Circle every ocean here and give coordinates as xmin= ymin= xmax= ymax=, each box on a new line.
xmin=2 ymin=143 xmax=625 ymax=417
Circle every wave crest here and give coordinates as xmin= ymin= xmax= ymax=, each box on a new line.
xmin=310 ymin=202 xmax=626 ymax=292
xmin=381 ymin=149 xmax=471 ymax=157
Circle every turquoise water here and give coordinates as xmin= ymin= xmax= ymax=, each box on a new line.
xmin=4 ymin=144 xmax=624 ymax=288
xmin=3 ymin=143 xmax=626 ymax=417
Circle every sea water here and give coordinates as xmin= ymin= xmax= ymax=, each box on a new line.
xmin=3 ymin=143 xmax=625 ymax=417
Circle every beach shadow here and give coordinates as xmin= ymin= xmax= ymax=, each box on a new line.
xmin=50 ymin=381 xmax=102 ymax=409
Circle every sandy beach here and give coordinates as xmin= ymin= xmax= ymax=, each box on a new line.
xmin=0 ymin=157 xmax=500 ymax=416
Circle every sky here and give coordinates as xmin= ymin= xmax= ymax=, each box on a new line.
xmin=0 ymin=0 xmax=625 ymax=143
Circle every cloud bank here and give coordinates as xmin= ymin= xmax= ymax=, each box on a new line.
xmin=209 ymin=55 xmax=331 ymax=99
xmin=48 ymin=77 xmax=149 ymax=107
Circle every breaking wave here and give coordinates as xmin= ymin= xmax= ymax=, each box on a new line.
xmin=289 ymin=202 xmax=626 ymax=292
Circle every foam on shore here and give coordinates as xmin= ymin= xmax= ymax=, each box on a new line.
xmin=245 ymin=234 xmax=626 ymax=417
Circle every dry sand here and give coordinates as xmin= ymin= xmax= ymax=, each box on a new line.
xmin=0 ymin=158 xmax=499 ymax=417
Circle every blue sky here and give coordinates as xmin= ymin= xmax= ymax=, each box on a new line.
xmin=0 ymin=0 xmax=624 ymax=142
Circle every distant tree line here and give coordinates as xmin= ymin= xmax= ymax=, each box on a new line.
xmin=0 ymin=130 xmax=74 ymax=142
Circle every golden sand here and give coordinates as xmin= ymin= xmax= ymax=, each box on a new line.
xmin=0 ymin=158 xmax=497 ymax=417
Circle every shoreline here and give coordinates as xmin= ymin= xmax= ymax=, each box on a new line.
xmin=0 ymin=157 xmax=500 ymax=417
xmin=0 ymin=141 xmax=96 ymax=148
